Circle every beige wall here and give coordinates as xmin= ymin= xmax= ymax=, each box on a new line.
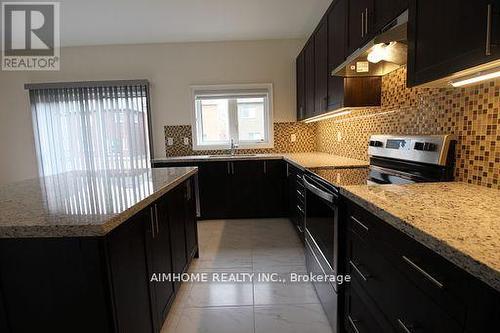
xmin=0 ymin=39 xmax=303 ymax=184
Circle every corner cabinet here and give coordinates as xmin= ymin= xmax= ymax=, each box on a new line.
xmin=0 ymin=176 xmax=199 ymax=333
xmin=154 ymin=160 xmax=287 ymax=220
xmin=407 ymin=0 xmax=500 ymax=87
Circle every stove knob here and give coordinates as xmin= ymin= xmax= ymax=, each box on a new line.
xmin=414 ymin=142 xmax=436 ymax=151
xmin=423 ymin=142 xmax=437 ymax=151
xmin=369 ymin=140 xmax=383 ymax=147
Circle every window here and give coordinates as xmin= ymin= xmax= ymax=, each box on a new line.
xmin=26 ymin=80 xmax=152 ymax=177
xmin=192 ymin=84 xmax=273 ymax=150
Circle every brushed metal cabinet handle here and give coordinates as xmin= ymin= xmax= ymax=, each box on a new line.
xmin=231 ymin=162 xmax=235 ymax=175
xmin=154 ymin=205 xmax=160 ymax=235
xmin=263 ymin=161 xmax=267 ymax=174
xmin=486 ymin=4 xmax=492 ymax=55
xmin=227 ymin=162 xmax=231 ymax=175
xmin=350 ymin=215 xmax=369 ymax=232
xmin=349 ymin=260 xmax=370 ymax=281
xmin=150 ymin=207 xmax=155 ymax=238
xmin=348 ymin=315 xmax=361 ymax=333
xmin=365 ymin=8 xmax=369 ymax=35
xmin=397 ymin=319 xmax=414 ymax=333
xmin=402 ymin=256 xmax=444 ymax=288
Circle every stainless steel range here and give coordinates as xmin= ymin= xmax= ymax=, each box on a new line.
xmin=303 ymin=134 xmax=456 ymax=332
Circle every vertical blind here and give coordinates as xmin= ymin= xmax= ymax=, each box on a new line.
xmin=27 ymin=81 xmax=152 ymax=177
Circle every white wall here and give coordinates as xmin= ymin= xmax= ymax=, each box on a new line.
xmin=0 ymin=39 xmax=303 ymax=184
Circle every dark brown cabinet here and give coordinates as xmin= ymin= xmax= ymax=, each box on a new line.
xmin=347 ymin=0 xmax=374 ymax=54
xmin=328 ymin=0 xmax=347 ymax=70
xmin=304 ymin=40 xmax=316 ymax=119
xmin=154 ymin=160 xmax=287 ymax=220
xmin=408 ymin=0 xmax=500 ymax=86
xmin=286 ymin=162 xmax=305 ymax=241
xmin=296 ymin=51 xmax=306 ymax=121
xmin=344 ymin=199 xmax=500 ymax=333
xmin=168 ymin=184 xmax=188 ymax=290
xmin=328 ymin=76 xmax=381 ymax=110
xmin=373 ymin=0 xmax=408 ymax=32
xmin=147 ymin=198 xmax=175 ymax=331
xmin=315 ymin=18 xmax=329 ymax=115
xmin=108 ymin=210 xmax=155 ymax=333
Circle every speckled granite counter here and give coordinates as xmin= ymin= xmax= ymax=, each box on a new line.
xmin=341 ymin=182 xmax=500 ymax=292
xmin=153 ymin=152 xmax=369 ymax=170
xmin=0 ymin=167 xmax=197 ymax=238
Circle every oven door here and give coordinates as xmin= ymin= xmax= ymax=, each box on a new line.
xmin=303 ymin=174 xmax=339 ymax=285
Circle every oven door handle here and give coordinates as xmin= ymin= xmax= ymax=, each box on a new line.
xmin=303 ymin=177 xmax=336 ymax=203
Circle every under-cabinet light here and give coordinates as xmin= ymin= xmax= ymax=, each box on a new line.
xmin=304 ymin=110 xmax=351 ymax=123
xmin=450 ymin=67 xmax=500 ymax=87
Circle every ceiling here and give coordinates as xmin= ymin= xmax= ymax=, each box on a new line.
xmin=53 ymin=0 xmax=332 ymax=47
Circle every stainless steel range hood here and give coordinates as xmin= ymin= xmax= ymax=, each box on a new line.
xmin=333 ymin=10 xmax=408 ymax=77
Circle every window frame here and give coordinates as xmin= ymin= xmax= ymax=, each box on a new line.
xmin=191 ymin=84 xmax=274 ymax=151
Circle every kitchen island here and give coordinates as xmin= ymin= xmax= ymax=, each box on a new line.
xmin=0 ymin=167 xmax=199 ymax=333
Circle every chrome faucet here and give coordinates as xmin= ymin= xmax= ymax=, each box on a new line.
xmin=229 ymin=139 xmax=239 ymax=155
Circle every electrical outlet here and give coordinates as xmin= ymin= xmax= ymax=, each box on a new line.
xmin=167 ymin=137 xmax=174 ymax=146
xmin=183 ymin=137 xmax=190 ymax=146
xmin=290 ymin=134 xmax=297 ymax=142
xmin=337 ymin=132 xmax=342 ymax=142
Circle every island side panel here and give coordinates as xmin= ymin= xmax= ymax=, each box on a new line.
xmin=0 ymin=237 xmax=113 ymax=332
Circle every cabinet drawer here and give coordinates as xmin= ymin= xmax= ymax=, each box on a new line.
xmin=347 ymin=202 xmax=468 ymax=324
xmin=345 ymin=279 xmax=394 ymax=333
xmin=348 ymin=230 xmax=463 ymax=332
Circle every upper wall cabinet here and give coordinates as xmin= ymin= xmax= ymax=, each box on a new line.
xmin=407 ymin=0 xmax=500 ymax=87
xmin=347 ymin=0 xmax=374 ymax=54
xmin=296 ymin=51 xmax=306 ymax=121
xmin=328 ymin=0 xmax=347 ymax=73
xmin=373 ymin=0 xmax=408 ymax=33
xmin=304 ymin=40 xmax=316 ymax=119
xmin=315 ymin=18 xmax=329 ymax=115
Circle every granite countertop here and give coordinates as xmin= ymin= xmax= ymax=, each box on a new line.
xmin=0 ymin=167 xmax=197 ymax=238
xmin=153 ymin=152 xmax=369 ymax=170
xmin=283 ymin=152 xmax=369 ymax=169
xmin=341 ymin=182 xmax=500 ymax=292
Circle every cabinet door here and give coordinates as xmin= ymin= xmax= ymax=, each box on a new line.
xmin=328 ymin=0 xmax=347 ymax=69
xmin=304 ymin=40 xmax=316 ymax=119
xmin=347 ymin=0 xmax=374 ymax=54
xmin=107 ymin=210 xmax=154 ymax=333
xmin=315 ymin=18 xmax=329 ymax=115
xmin=408 ymin=0 xmax=500 ymax=86
xmin=147 ymin=199 xmax=175 ymax=329
xmin=230 ymin=160 xmax=264 ymax=218
xmin=261 ymin=160 xmax=286 ymax=217
xmin=184 ymin=177 xmax=198 ymax=259
xmin=287 ymin=164 xmax=298 ymax=226
xmin=168 ymin=185 xmax=187 ymax=290
xmin=373 ymin=0 xmax=408 ymax=32
xmin=296 ymin=51 xmax=306 ymax=121
xmin=198 ymin=162 xmax=231 ymax=219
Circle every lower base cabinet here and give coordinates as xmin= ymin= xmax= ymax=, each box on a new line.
xmin=0 ymin=177 xmax=198 ymax=333
xmin=343 ymin=199 xmax=500 ymax=333
xmin=154 ymin=159 xmax=287 ymax=220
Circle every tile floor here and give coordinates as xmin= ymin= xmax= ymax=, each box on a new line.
xmin=161 ymin=218 xmax=333 ymax=333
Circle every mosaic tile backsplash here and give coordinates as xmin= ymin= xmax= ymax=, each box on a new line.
xmin=164 ymin=122 xmax=317 ymax=156
xmin=316 ymin=66 xmax=500 ymax=189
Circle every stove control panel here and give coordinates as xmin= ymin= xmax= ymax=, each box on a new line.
xmin=414 ymin=142 xmax=437 ymax=152
xmin=368 ymin=135 xmax=455 ymax=166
